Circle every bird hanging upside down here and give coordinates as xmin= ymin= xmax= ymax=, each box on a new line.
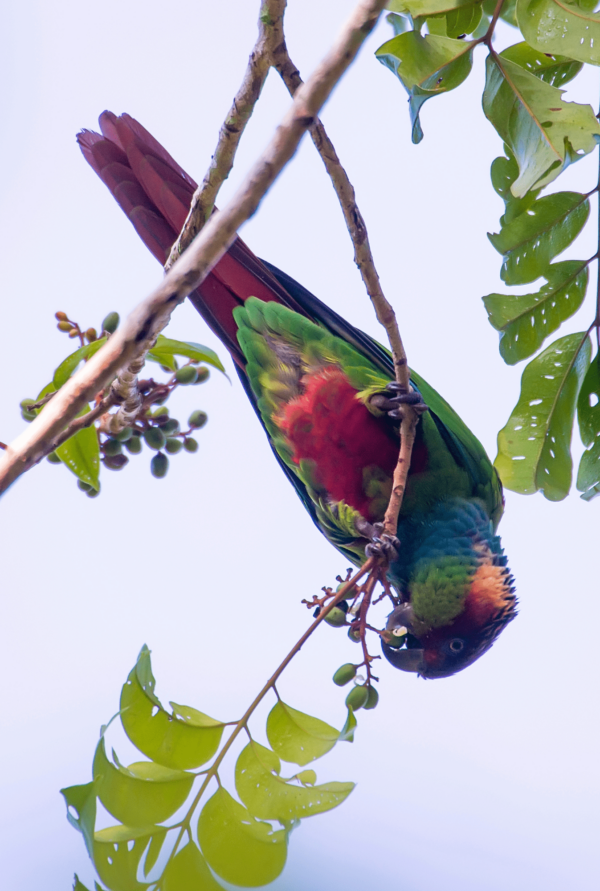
xmin=77 ymin=112 xmax=517 ymax=679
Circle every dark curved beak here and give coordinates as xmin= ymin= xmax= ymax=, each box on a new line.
xmin=382 ymin=642 xmax=424 ymax=672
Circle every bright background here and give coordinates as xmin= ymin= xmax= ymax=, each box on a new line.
xmin=1 ymin=1 xmax=598 ymax=889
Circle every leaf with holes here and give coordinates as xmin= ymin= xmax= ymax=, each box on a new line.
xmin=54 ymin=338 xmax=107 ymax=389
xmin=483 ymin=54 xmax=600 ymax=197
xmin=266 ymin=701 xmax=340 ymax=766
xmin=93 ymin=737 xmax=194 ymax=826
xmin=235 ymin=741 xmax=354 ymax=822
xmin=501 ymin=41 xmax=583 ymax=88
xmin=517 ymin=0 xmax=600 ymax=66
xmin=147 ymin=336 xmax=225 ymax=374
xmin=162 ymin=842 xmax=223 ymax=891
xmin=488 ymin=192 xmax=589 ymax=285
xmin=375 ymin=32 xmax=475 ymax=142
xmin=198 ymin=788 xmax=287 ymax=887
xmin=483 ymin=260 xmax=589 ymax=364
xmin=495 ymin=332 xmax=591 ymax=500
xmin=55 ymin=407 xmax=101 ymax=490
xmin=120 ymin=645 xmax=225 ymax=770
xmin=61 ymin=782 xmax=97 ymax=860
xmin=577 ymin=356 xmax=600 ymax=499
xmin=93 ymin=824 xmax=167 ymax=891
xmin=491 ymin=148 xmax=541 ymax=227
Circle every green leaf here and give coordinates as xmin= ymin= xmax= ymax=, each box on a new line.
xmin=93 ymin=737 xmax=194 ymax=826
xmin=576 ymin=356 xmax=600 ymax=499
xmin=53 ymin=338 xmax=107 ymax=390
xmin=517 ymin=0 xmax=600 ymax=65
xmin=147 ymin=336 xmax=225 ymax=374
xmin=266 ymin=701 xmax=340 ymax=765
xmin=162 ymin=842 xmax=223 ymax=890
xmin=338 ymin=706 xmax=358 ymax=743
xmin=93 ymin=824 xmax=166 ymax=891
xmin=483 ymin=0 xmax=519 ymax=25
xmin=387 ymin=11 xmax=412 ymax=34
xmin=500 ymin=41 xmax=583 ymax=87
xmin=60 ymin=782 xmax=97 ymax=860
xmin=375 ymin=32 xmax=475 ymax=142
xmin=482 ymin=54 xmax=600 ymax=197
xmin=198 ymin=788 xmax=287 ymax=887
xmin=491 ymin=147 xmax=541 ymax=226
xmin=55 ymin=406 xmax=101 ymax=490
xmin=73 ymin=877 xmax=94 ymax=891
xmin=235 ymin=741 xmax=354 ymax=822
xmin=296 ymin=769 xmax=317 ymax=785
xmin=483 ymin=260 xmax=589 ymax=363
xmin=388 ymin=0 xmax=477 ymax=15
xmin=488 ymin=192 xmax=589 ymax=285
xmin=120 ymin=646 xmax=225 ymax=770
xmin=495 ymin=332 xmax=591 ymax=499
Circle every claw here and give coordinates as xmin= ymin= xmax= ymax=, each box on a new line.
xmin=358 ymin=521 xmax=400 ymax=562
xmin=369 ymin=382 xmax=428 ymax=420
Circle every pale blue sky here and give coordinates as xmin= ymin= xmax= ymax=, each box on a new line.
xmin=1 ymin=1 xmax=598 ymax=889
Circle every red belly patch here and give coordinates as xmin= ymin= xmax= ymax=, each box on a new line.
xmin=275 ymin=366 xmax=401 ymax=520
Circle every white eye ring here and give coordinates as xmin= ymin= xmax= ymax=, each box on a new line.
xmin=449 ymin=638 xmax=464 ymax=653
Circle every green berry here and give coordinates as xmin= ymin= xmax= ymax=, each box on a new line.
xmin=47 ymin=451 xmax=61 ymax=464
xmin=104 ymin=454 xmax=128 ymax=470
xmin=324 ymin=603 xmax=349 ymax=628
xmin=347 ymin=625 xmax=361 ymax=643
xmin=151 ymin=406 xmax=169 ymax=418
xmin=113 ymin=427 xmax=133 ymax=442
xmin=57 ymin=320 xmax=73 ymax=332
xmin=183 ymin=437 xmax=198 ymax=453
xmin=102 ymin=312 xmax=120 ymax=334
xmin=125 ymin=435 xmax=143 ymax=454
xmin=345 ymin=685 xmax=369 ymax=711
xmin=363 ymin=686 xmax=379 ymax=710
xmin=194 ymin=367 xmax=210 ymax=384
xmin=85 ymin=327 xmax=97 ymax=342
xmin=175 ymin=365 xmax=198 ymax=385
xmin=151 ymin=452 xmax=169 ymax=478
xmin=332 ymin=664 xmax=357 ymax=687
xmin=77 ymin=479 xmax=92 ymax=492
xmin=161 ymin=419 xmax=180 ymax=435
xmin=144 ymin=428 xmax=166 ymax=450
xmin=188 ymin=410 xmax=208 ymax=429
xmin=20 ymin=398 xmax=35 ymax=409
xmin=103 ymin=439 xmax=122 ymax=457
xmin=86 ymin=486 xmax=100 ymax=498
xmin=165 ymin=437 xmax=183 ymax=454
xmin=21 ymin=409 xmax=36 ymax=422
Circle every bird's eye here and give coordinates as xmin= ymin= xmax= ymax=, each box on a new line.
xmin=449 ymin=638 xmax=464 ymax=653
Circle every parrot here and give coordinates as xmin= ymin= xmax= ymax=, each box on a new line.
xmin=77 ymin=112 xmax=516 ymax=679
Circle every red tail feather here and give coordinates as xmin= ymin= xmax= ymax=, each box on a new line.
xmin=78 ymin=112 xmax=306 ymax=365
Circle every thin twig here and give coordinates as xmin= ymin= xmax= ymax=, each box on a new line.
xmin=268 ymin=22 xmax=416 ymax=535
xmin=0 ymin=0 xmax=387 ymax=496
xmin=164 ymin=0 xmax=287 ymax=270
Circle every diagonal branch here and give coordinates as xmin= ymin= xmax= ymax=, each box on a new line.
xmin=0 ymin=0 xmax=388 ymax=496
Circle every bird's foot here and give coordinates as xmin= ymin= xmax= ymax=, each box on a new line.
xmin=356 ymin=518 xmax=400 ymax=562
xmin=370 ymin=381 xmax=428 ymax=421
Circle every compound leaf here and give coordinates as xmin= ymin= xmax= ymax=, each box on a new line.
xmin=235 ymin=741 xmax=354 ymax=822
xmin=197 ymin=787 xmax=287 ymax=887
xmin=93 ymin=737 xmax=194 ymax=826
xmin=517 ymin=0 xmax=600 ymax=65
xmin=483 ymin=260 xmax=589 ymax=363
xmin=495 ymin=332 xmax=591 ymax=499
xmin=162 ymin=842 xmax=223 ymax=891
xmin=488 ymin=191 xmax=589 ymax=285
xmin=120 ymin=646 xmax=225 ymax=770
xmin=483 ymin=54 xmax=600 ymax=197
xmin=375 ymin=31 xmax=475 ymax=142
xmin=266 ymin=701 xmax=340 ymax=766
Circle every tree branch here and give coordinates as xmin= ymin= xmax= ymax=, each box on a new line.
xmin=0 ymin=0 xmax=387 ymax=496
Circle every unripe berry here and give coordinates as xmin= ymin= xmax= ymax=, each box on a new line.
xmin=125 ymin=435 xmax=142 ymax=454
xmin=332 ymin=664 xmax=356 ymax=687
xmin=85 ymin=328 xmax=97 ymax=342
xmin=183 ymin=437 xmax=198 ymax=453
xmin=103 ymin=439 xmax=122 ymax=457
xmin=194 ymin=367 xmax=210 ymax=384
xmin=21 ymin=409 xmax=36 ymax=422
xmin=151 ymin=452 xmax=169 ymax=478
xmin=86 ymin=485 xmax=100 ymax=498
xmin=55 ymin=311 xmax=68 ymax=321
xmin=104 ymin=454 xmax=128 ymax=470
xmin=347 ymin=625 xmax=361 ymax=643
xmin=57 ymin=321 xmax=73 ymax=332
xmin=102 ymin=312 xmax=120 ymax=334
xmin=144 ymin=428 xmax=166 ymax=450
xmin=20 ymin=399 xmax=35 ymax=409
xmin=324 ymin=603 xmax=349 ymax=628
xmin=161 ymin=419 xmax=180 ymax=435
xmin=68 ymin=328 xmax=80 ymax=338
xmin=113 ymin=427 xmax=133 ymax=442
xmin=345 ymin=685 xmax=369 ymax=711
xmin=77 ymin=480 xmax=92 ymax=492
xmin=47 ymin=452 xmax=61 ymax=464
xmin=165 ymin=437 xmax=183 ymax=454
xmin=175 ymin=366 xmax=198 ymax=385
xmin=363 ymin=686 xmax=379 ymax=710
xmin=188 ymin=410 xmax=208 ymax=429
xmin=150 ymin=407 xmax=169 ymax=418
